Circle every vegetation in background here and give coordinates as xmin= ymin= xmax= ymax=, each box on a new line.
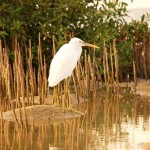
xmin=0 ymin=0 xmax=150 ymax=79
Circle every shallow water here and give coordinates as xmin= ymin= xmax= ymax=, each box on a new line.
xmin=0 ymin=94 xmax=150 ymax=150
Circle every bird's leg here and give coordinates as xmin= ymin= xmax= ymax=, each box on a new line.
xmin=53 ymin=87 xmax=57 ymax=106
xmin=63 ymin=79 xmax=68 ymax=112
xmin=67 ymin=78 xmax=84 ymax=115
xmin=57 ymin=83 xmax=62 ymax=106
xmin=63 ymin=78 xmax=72 ymax=110
xmin=67 ymin=78 xmax=73 ymax=110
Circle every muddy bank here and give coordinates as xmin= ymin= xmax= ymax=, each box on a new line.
xmin=1 ymin=94 xmax=87 ymax=125
xmin=135 ymin=79 xmax=150 ymax=98
xmin=1 ymin=105 xmax=85 ymax=125
xmin=139 ymin=142 xmax=150 ymax=149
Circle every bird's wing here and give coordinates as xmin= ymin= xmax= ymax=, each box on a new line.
xmin=48 ymin=44 xmax=77 ymax=87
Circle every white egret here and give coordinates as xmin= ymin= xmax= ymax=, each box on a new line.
xmin=48 ymin=37 xmax=99 ymax=87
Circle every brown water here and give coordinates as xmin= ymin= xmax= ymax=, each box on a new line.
xmin=0 ymin=94 xmax=150 ymax=150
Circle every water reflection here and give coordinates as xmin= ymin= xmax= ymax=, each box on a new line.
xmin=0 ymin=94 xmax=150 ymax=150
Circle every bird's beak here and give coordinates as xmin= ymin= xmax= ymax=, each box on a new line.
xmin=84 ymin=42 xmax=99 ymax=49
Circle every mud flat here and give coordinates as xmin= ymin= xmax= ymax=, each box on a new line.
xmin=1 ymin=105 xmax=84 ymax=125
xmin=1 ymin=94 xmax=86 ymax=125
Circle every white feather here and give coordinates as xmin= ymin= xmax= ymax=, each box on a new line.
xmin=48 ymin=38 xmax=82 ymax=87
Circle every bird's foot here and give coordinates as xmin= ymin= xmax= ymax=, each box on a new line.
xmin=67 ymin=106 xmax=84 ymax=115
xmin=52 ymin=97 xmax=58 ymax=107
xmin=53 ymin=102 xmax=58 ymax=107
